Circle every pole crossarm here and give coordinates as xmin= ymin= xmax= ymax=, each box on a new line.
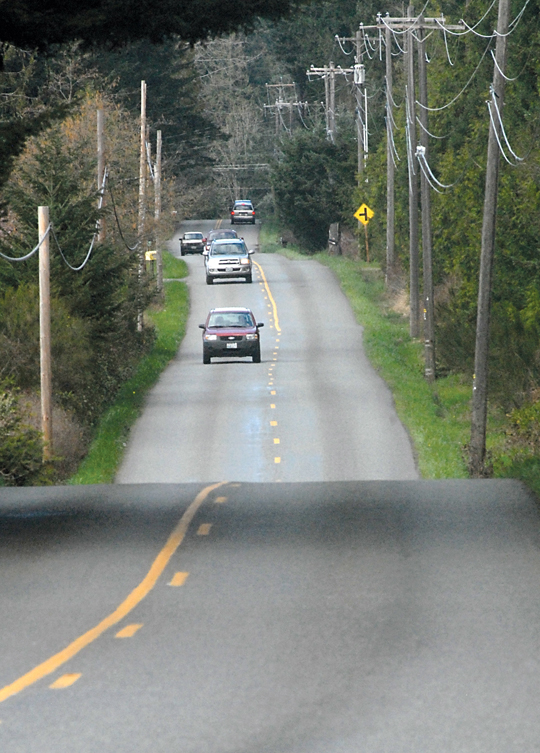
xmin=307 ymin=64 xmax=355 ymax=78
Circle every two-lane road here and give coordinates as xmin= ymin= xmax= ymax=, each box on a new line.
xmin=3 ymin=221 xmax=540 ymax=751
xmin=117 ymin=220 xmax=417 ymax=483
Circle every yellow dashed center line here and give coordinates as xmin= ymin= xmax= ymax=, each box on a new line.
xmin=115 ymin=624 xmax=143 ymax=639
xmin=49 ymin=674 xmax=81 ymax=690
xmin=215 ymin=496 xmax=228 ymax=504
xmin=197 ymin=523 xmax=212 ymax=536
xmin=270 ymin=420 xmax=278 ymax=426
xmin=274 ymin=457 xmax=281 ymax=464
xmin=0 ymin=481 xmax=227 ymax=705
xmin=168 ymin=571 xmax=189 ymax=587
xmin=274 ymin=438 xmax=280 ymax=444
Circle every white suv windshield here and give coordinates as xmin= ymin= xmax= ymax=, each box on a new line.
xmin=211 ymin=243 xmax=247 ymax=256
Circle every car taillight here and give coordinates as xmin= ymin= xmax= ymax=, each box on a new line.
xmin=252 ymin=211 xmax=255 ymax=214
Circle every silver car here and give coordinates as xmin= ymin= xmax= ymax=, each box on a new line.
xmin=230 ymin=200 xmax=255 ymax=225
xmin=204 ymin=238 xmax=254 ymax=285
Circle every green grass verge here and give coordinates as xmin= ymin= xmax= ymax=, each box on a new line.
xmin=259 ymin=225 xmax=518 ymax=482
xmin=69 ymin=252 xmax=189 ymax=484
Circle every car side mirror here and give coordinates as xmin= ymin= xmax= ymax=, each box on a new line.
xmin=202 ymin=249 xmax=208 ymax=256
xmin=257 ymin=322 xmax=264 ymax=328
xmin=199 ymin=324 xmax=205 ymax=329
xmin=248 ymin=249 xmax=255 ymax=255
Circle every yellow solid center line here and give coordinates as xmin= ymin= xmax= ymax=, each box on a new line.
xmin=0 ymin=481 xmax=227 ymax=705
xmin=49 ymin=674 xmax=81 ymax=690
xmin=168 ymin=571 xmax=189 ymax=587
xmin=253 ymin=260 xmax=281 ymax=335
xmin=115 ymin=624 xmax=143 ymax=638
xmin=197 ymin=523 xmax=212 ymax=536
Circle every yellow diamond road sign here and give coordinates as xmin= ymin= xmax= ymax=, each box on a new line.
xmin=354 ymin=203 xmax=374 ymax=225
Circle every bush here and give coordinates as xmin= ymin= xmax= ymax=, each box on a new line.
xmin=0 ymin=381 xmax=43 ymax=486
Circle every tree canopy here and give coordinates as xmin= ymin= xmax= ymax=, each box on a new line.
xmin=1 ymin=0 xmax=302 ymax=58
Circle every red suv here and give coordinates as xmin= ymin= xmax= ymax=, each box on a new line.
xmin=199 ymin=307 xmax=264 ymax=363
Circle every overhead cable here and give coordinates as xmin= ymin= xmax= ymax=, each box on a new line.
xmin=0 ymin=225 xmax=50 ymax=262
xmin=416 ymin=39 xmax=492 ymax=112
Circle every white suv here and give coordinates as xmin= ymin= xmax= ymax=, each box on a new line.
xmin=204 ymin=238 xmax=254 ymax=285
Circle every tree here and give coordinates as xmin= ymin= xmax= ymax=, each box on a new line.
xmin=271 ymin=127 xmax=356 ymax=251
xmin=2 ymin=0 xmax=302 ymax=62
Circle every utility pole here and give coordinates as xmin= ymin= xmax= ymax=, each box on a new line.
xmin=308 ymin=63 xmax=354 ymax=143
xmin=405 ymin=5 xmax=420 ymax=338
xmin=97 ymin=108 xmax=105 ymax=242
xmin=38 ymin=206 xmax=52 ymax=462
xmin=384 ymin=23 xmax=395 ymax=282
xmin=137 ymin=80 xmax=147 ymax=332
xmin=417 ymin=20 xmax=435 ymax=381
xmin=155 ymin=129 xmax=163 ymax=294
xmin=469 ymin=0 xmax=511 ymax=476
xmin=264 ymin=83 xmax=307 ymax=135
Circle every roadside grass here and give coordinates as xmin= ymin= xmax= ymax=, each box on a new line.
xmin=69 ymin=252 xmax=188 ymax=484
xmin=259 ymin=223 xmax=520 ymax=482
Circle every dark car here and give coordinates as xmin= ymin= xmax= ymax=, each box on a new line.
xmin=230 ymin=200 xmax=255 ymax=225
xmin=180 ymin=232 xmax=206 ymax=255
xmin=199 ymin=307 xmax=264 ymax=364
xmin=204 ymin=228 xmax=238 ymax=253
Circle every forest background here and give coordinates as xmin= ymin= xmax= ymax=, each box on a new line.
xmin=1 ymin=0 xmax=540 ymax=484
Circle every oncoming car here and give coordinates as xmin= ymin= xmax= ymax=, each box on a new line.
xmin=179 ymin=232 xmax=206 ymax=255
xmin=204 ymin=238 xmax=254 ymax=284
xmin=199 ymin=307 xmax=264 ymax=364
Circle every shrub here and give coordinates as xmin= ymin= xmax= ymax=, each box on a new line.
xmin=0 ymin=381 xmax=43 ymax=486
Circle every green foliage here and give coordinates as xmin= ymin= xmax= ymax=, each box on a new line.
xmin=0 ymin=127 xmax=152 ymax=424
xmin=70 ymin=263 xmax=189 ymax=484
xmin=271 ymin=127 xmax=356 ymax=250
xmin=0 ymin=381 xmax=43 ymax=486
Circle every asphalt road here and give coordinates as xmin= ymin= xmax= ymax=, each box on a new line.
xmin=2 ymin=221 xmax=540 ymax=750
xmin=116 ymin=220 xmax=417 ymax=483
xmin=1 ymin=480 xmax=540 ymax=752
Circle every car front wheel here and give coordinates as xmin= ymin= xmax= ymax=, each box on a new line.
xmin=252 ymin=345 xmax=261 ymax=363
xmin=180 ymin=245 xmax=185 ymax=256
xmin=203 ymin=351 xmax=211 ymax=364
xmin=206 ymin=275 xmax=214 ymax=285
xmin=246 ymin=273 xmax=253 ymax=283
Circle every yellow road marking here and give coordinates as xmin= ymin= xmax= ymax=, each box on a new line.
xmin=274 ymin=457 xmax=281 ymax=464
xmin=115 ymin=624 xmax=143 ymax=638
xmin=270 ymin=404 xmax=276 ymax=409
xmin=215 ymin=496 xmax=227 ymax=504
xmin=271 ymin=390 xmax=276 ymax=395
xmin=49 ymin=674 xmax=81 ymax=690
xmin=197 ymin=523 xmax=212 ymax=536
xmin=230 ymin=483 xmax=241 ymax=488
xmin=270 ymin=420 xmax=277 ymax=426
xmin=168 ymin=571 xmax=189 ymax=587
xmin=274 ymin=438 xmax=280 ymax=444
xmin=0 ymin=481 xmax=226 ymax=705
xmin=253 ymin=260 xmax=281 ymax=334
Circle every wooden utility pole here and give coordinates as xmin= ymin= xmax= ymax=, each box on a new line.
xmin=97 ymin=108 xmax=105 ymax=242
xmin=406 ymin=5 xmax=420 ymax=338
xmin=469 ymin=0 xmax=511 ymax=476
xmin=38 ymin=206 xmax=52 ymax=461
xmin=308 ymin=64 xmax=353 ymax=143
xmin=417 ymin=21 xmax=435 ymax=381
xmin=155 ymin=129 xmax=163 ymax=294
xmin=137 ymin=80 xmax=147 ymax=331
xmin=385 ymin=24 xmax=395 ymax=282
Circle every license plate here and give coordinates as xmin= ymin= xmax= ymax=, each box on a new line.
xmin=226 ymin=342 xmax=238 ymax=349
xmin=226 ymin=267 xmax=234 ymax=272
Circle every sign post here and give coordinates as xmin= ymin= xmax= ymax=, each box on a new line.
xmin=354 ymin=203 xmax=374 ymax=262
